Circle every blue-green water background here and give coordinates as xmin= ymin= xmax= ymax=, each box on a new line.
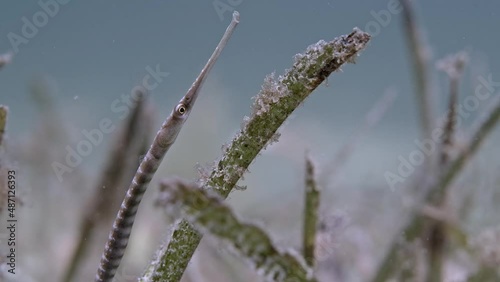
xmin=1 ymin=1 xmax=499 ymax=168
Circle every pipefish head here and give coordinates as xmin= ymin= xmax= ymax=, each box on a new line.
xmin=173 ymin=84 xmax=201 ymax=119
xmin=171 ymin=10 xmax=239 ymax=120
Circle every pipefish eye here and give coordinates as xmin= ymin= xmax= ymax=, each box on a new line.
xmin=175 ymin=104 xmax=187 ymax=115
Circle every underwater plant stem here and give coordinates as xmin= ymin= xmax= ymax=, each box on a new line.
xmin=0 ymin=106 xmax=7 ymax=148
xmin=427 ymin=52 xmax=467 ymax=282
xmin=303 ymin=155 xmax=319 ymax=268
xmin=156 ymin=178 xmax=316 ymax=282
xmin=62 ymin=93 xmax=145 ymax=282
xmin=401 ymin=0 xmax=434 ymax=140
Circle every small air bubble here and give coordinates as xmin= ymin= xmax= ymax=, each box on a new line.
xmin=73 ymin=96 xmax=79 ymax=100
